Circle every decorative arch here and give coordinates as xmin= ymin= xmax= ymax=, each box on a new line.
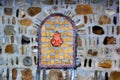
xmin=38 ymin=13 xmax=77 ymax=68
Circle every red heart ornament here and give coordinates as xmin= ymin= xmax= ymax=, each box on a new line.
xmin=51 ymin=31 xmax=63 ymax=47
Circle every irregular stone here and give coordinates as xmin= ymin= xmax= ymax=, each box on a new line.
xmin=18 ymin=18 xmax=33 ymax=27
xmin=16 ymin=9 xmax=19 ymax=17
xmin=117 ymin=26 xmax=120 ymax=35
xmin=42 ymin=0 xmax=54 ymax=5
xmin=75 ymin=4 xmax=93 ymax=15
xmin=20 ymin=7 xmax=26 ymax=18
xmin=2 ymin=16 xmax=4 ymax=24
xmin=23 ymin=56 xmax=32 ymax=66
xmin=92 ymin=25 xmax=104 ymax=35
xmin=0 ymin=46 xmax=2 ymax=54
xmin=88 ymin=49 xmax=98 ymax=56
xmin=98 ymin=15 xmax=111 ymax=25
xmin=5 ymin=44 xmax=14 ymax=54
xmin=84 ymin=15 xmax=87 ymax=24
xmin=98 ymin=59 xmax=112 ymax=68
xmin=48 ymin=69 xmax=64 ymax=80
xmin=117 ymin=6 xmax=119 ymax=13
xmin=104 ymin=9 xmax=115 ymax=16
xmin=0 ymin=2 xmax=3 ymax=6
xmin=21 ymin=68 xmax=32 ymax=80
xmin=16 ymin=57 xmax=19 ymax=65
xmin=12 ymin=17 xmax=16 ymax=25
xmin=4 ymin=25 xmax=15 ymax=35
xmin=21 ymin=35 xmax=30 ymax=45
xmin=27 ymin=7 xmax=41 ymax=17
xmin=113 ymin=16 xmax=117 ymax=25
xmin=103 ymin=36 xmax=116 ymax=45
xmin=110 ymin=71 xmax=120 ymax=80
xmin=12 ymin=68 xmax=17 ymax=80
xmin=11 ymin=36 xmax=14 ymax=43
xmin=93 ymin=13 xmax=98 ymax=22
xmin=76 ymin=24 xmax=85 ymax=30
xmin=31 ymin=46 xmax=38 ymax=53
xmin=77 ymin=36 xmax=82 ymax=47
xmin=4 ymin=8 xmax=13 ymax=15
xmin=65 ymin=70 xmax=70 ymax=80
xmin=65 ymin=0 xmax=76 ymax=4
xmin=21 ymin=46 xmax=24 ymax=55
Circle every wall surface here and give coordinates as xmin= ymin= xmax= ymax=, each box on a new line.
xmin=0 ymin=0 xmax=120 ymax=80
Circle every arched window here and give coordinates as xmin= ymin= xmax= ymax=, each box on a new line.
xmin=38 ymin=13 xmax=76 ymax=68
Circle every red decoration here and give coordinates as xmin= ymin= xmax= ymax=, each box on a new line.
xmin=51 ymin=31 xmax=63 ymax=47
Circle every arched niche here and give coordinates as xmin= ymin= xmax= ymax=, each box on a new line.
xmin=38 ymin=13 xmax=77 ymax=69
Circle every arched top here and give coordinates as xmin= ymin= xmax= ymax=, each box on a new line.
xmin=39 ymin=13 xmax=76 ymax=31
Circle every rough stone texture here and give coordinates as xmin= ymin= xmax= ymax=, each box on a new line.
xmin=98 ymin=15 xmax=111 ymax=25
xmin=4 ymin=8 xmax=13 ymax=15
xmin=21 ymin=68 xmax=32 ymax=80
xmin=21 ymin=35 xmax=30 ymax=45
xmin=4 ymin=25 xmax=15 ymax=35
xmin=48 ymin=69 xmax=64 ymax=80
xmin=92 ymin=25 xmax=104 ymax=35
xmin=27 ymin=7 xmax=41 ymax=17
xmin=75 ymin=4 xmax=93 ymax=15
